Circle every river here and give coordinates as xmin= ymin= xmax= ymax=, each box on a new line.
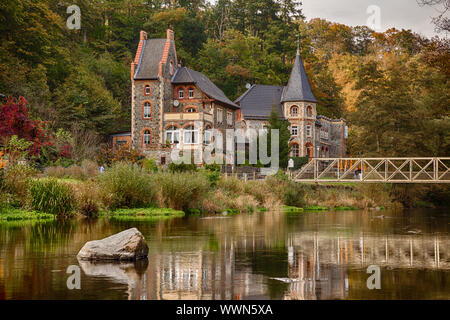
xmin=0 ymin=209 xmax=448 ymax=300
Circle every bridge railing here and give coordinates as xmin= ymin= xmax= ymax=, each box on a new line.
xmin=292 ymin=157 xmax=450 ymax=183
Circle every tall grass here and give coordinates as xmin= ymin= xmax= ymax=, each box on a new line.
xmin=154 ymin=172 xmax=210 ymax=211
xmin=97 ymin=162 xmax=156 ymax=209
xmin=29 ymin=178 xmax=77 ymax=217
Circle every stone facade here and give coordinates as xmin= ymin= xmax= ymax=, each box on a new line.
xmin=126 ymin=29 xmax=346 ymax=165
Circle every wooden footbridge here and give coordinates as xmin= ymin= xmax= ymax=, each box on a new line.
xmin=292 ymin=158 xmax=450 ymax=183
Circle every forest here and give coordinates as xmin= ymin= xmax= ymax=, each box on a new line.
xmin=0 ymin=0 xmax=448 ymax=161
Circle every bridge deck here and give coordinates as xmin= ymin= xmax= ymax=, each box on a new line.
xmin=292 ymin=158 xmax=450 ymax=183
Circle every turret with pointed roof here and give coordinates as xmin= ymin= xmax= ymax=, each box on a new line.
xmin=281 ymin=49 xmax=317 ymax=103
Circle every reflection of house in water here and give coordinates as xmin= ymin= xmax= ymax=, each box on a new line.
xmin=114 ymin=231 xmax=448 ymax=300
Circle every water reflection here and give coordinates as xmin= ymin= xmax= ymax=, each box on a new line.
xmin=0 ymin=209 xmax=448 ymax=300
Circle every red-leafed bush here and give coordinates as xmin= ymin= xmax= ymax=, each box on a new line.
xmin=0 ymin=96 xmax=51 ymax=156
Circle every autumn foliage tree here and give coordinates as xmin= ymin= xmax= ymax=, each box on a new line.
xmin=0 ymin=96 xmax=51 ymax=156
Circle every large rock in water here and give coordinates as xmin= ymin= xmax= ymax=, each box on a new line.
xmin=77 ymin=228 xmax=149 ymax=261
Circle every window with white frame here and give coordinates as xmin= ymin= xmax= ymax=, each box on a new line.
xmin=183 ymin=125 xmax=198 ymax=144
xmin=165 ymin=126 xmax=180 ymax=144
xmin=144 ymin=85 xmax=150 ymax=95
xmin=143 ymin=130 xmax=151 ymax=146
xmin=292 ymin=144 xmax=299 ymax=157
xmin=188 ymin=88 xmax=194 ymax=98
xmin=291 ymin=125 xmax=298 ymax=136
xmin=291 ymin=106 xmax=298 ymax=116
xmin=306 ymin=125 xmax=312 ymax=137
xmin=185 ymin=107 xmax=196 ymax=113
xmin=204 ymin=127 xmax=212 ymax=145
xmin=227 ymin=111 xmax=233 ymax=125
xmin=178 ymin=88 xmax=184 ymax=99
xmin=217 ymin=108 xmax=223 ymax=123
xmin=143 ymin=102 xmax=151 ymax=118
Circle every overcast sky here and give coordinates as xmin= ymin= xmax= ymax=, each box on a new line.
xmin=301 ymin=0 xmax=445 ymax=38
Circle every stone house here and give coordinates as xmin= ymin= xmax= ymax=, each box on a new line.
xmin=124 ymin=29 xmax=346 ymax=165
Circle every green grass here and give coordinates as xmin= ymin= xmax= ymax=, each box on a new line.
xmin=100 ymin=207 xmax=185 ymax=221
xmin=283 ymin=206 xmax=304 ymax=213
xmin=0 ymin=208 xmax=54 ymax=221
xmin=333 ymin=206 xmax=360 ymax=211
xmin=304 ymin=205 xmax=330 ymax=211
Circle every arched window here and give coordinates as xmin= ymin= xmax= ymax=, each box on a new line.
xmin=144 ymin=85 xmax=151 ymax=96
xmin=185 ymin=107 xmax=196 ymax=113
xmin=307 ymin=106 xmax=313 ymax=117
xmin=292 ymin=144 xmax=299 ymax=157
xmin=183 ymin=125 xmax=198 ymax=144
xmin=165 ymin=126 xmax=180 ymax=144
xmin=143 ymin=130 xmax=151 ymax=146
xmin=143 ymin=102 xmax=151 ymax=118
xmin=204 ymin=126 xmax=212 ymax=145
xmin=188 ymin=87 xmax=194 ymax=98
xmin=178 ymin=88 xmax=184 ymax=99
xmin=290 ymin=106 xmax=298 ymax=116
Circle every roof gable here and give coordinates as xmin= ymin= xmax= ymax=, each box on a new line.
xmin=172 ymin=67 xmax=238 ymax=108
xmin=134 ymin=39 xmax=167 ymax=80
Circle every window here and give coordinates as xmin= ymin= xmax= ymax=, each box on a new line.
xmin=185 ymin=107 xmax=196 ymax=113
xmin=227 ymin=111 xmax=233 ymax=125
xmin=144 ymin=85 xmax=151 ymax=96
xmin=217 ymin=108 xmax=223 ymax=123
xmin=143 ymin=130 xmax=151 ymax=146
xmin=307 ymin=106 xmax=313 ymax=117
xmin=291 ymin=106 xmax=298 ymax=116
xmin=178 ymin=88 xmax=184 ymax=99
xmin=291 ymin=125 xmax=298 ymax=136
xmin=170 ymin=61 xmax=174 ymax=76
xmin=143 ymin=102 xmax=151 ymax=118
xmin=306 ymin=125 xmax=312 ymax=137
xmin=204 ymin=127 xmax=212 ymax=145
xmin=165 ymin=126 xmax=180 ymax=144
xmin=183 ymin=125 xmax=198 ymax=144
xmin=188 ymin=87 xmax=194 ymax=98
xmin=292 ymin=144 xmax=299 ymax=157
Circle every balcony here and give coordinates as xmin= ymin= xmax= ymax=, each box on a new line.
xmin=164 ymin=112 xmax=214 ymax=122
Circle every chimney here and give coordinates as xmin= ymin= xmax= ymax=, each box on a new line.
xmin=140 ymin=30 xmax=147 ymax=41
xmin=166 ymin=29 xmax=174 ymax=41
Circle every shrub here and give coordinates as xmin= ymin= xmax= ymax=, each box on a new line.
xmin=66 ymin=164 xmax=85 ymax=180
xmin=3 ymin=164 xmax=37 ymax=206
xmin=44 ymin=166 xmax=67 ymax=178
xmin=29 ymin=178 xmax=77 ymax=217
xmin=154 ymin=172 xmax=209 ymax=211
xmin=97 ymin=162 xmax=155 ymax=209
xmin=168 ymin=162 xmax=197 ymax=173
xmin=74 ymin=181 xmax=100 ymax=218
xmin=139 ymin=158 xmax=158 ymax=173
xmin=81 ymin=159 xmax=99 ymax=178
xmin=283 ymin=181 xmax=306 ymax=208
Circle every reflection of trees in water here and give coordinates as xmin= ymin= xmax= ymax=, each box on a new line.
xmin=0 ymin=209 xmax=448 ymax=299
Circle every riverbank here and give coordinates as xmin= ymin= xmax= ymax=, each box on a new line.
xmin=1 ymin=162 xmax=417 ymax=220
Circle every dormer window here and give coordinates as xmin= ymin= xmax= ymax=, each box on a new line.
xmin=188 ymin=87 xmax=194 ymax=98
xmin=144 ymin=85 xmax=151 ymax=96
xmin=178 ymin=88 xmax=184 ymax=99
